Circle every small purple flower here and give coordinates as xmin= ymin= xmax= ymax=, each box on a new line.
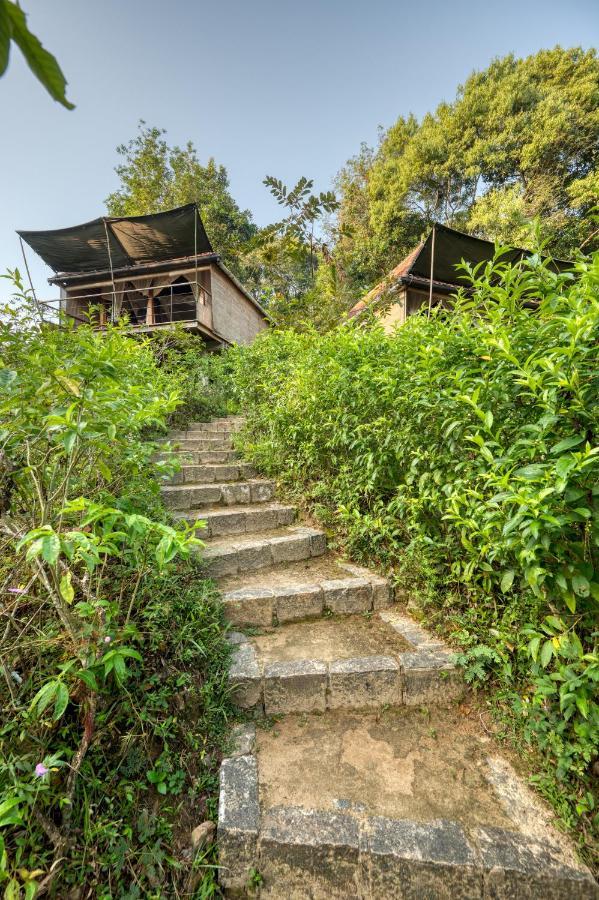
xmin=103 ymin=636 xmax=112 ymax=644
xmin=35 ymin=763 xmax=49 ymax=777
xmin=8 ymin=587 xmax=26 ymax=594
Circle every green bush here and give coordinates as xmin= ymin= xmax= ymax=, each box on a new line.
xmin=148 ymin=328 xmax=235 ymax=427
xmin=230 ymin=250 xmax=599 ymax=850
xmin=0 ymin=276 xmax=232 ymax=896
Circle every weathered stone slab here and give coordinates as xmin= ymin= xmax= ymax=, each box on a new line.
xmin=228 ymin=643 xmax=262 ymax=709
xmin=276 ymin=584 xmax=324 ymax=623
xmin=218 ymin=755 xmax=260 ymax=894
xmin=203 ymin=545 xmax=239 ymax=577
xmin=364 ymin=816 xmax=482 ymax=899
xmin=328 ymin=656 xmax=401 ymax=710
xmin=250 ymin=480 xmax=276 ymax=502
xmin=270 ymin=532 xmax=312 ymax=564
xmin=259 ymin=806 xmax=362 ymax=899
xmin=228 ymin=722 xmax=256 ymax=758
xmin=380 ymin=609 xmax=445 ymax=650
xmin=223 ymin=588 xmax=275 ymax=627
xmin=400 ymin=650 xmax=463 ymax=706
xmin=162 ymin=484 xmax=220 ymax=509
xmin=226 ymin=630 xmax=249 ymax=646
xmin=475 ymin=826 xmax=598 ymax=899
xmin=264 ymin=659 xmax=327 ymax=714
xmin=370 ymin=575 xmax=393 ymax=609
xmin=235 ymin=538 xmax=272 ymax=572
xmin=322 ymin=577 xmax=372 ymax=614
xmin=298 ymin=526 xmax=327 ymax=557
xmin=242 ymin=506 xmax=280 ymax=532
xmin=220 ymin=482 xmax=252 ymax=505
xmin=200 ymin=509 xmax=248 ymax=536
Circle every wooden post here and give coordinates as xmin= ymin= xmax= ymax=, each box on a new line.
xmin=146 ymin=294 xmax=154 ymax=326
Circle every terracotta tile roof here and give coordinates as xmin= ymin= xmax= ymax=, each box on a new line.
xmin=348 ymin=244 xmax=423 ymax=317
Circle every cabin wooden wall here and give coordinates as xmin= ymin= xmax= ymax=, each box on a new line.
xmin=210 ymin=266 xmax=267 ymax=345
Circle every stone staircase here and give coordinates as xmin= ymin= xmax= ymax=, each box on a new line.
xmin=163 ymin=418 xmax=598 ymax=900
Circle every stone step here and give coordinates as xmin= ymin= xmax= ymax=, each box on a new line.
xmin=186 ymin=418 xmax=243 ymax=433
xmin=169 ymin=437 xmax=234 ymax=451
xmin=169 ymin=428 xmax=236 ymax=441
xmin=202 ymin=526 xmax=327 ymax=577
xmin=162 ymin=479 xmax=276 ymax=510
xmin=175 ymin=502 xmax=297 ymax=537
xmin=227 ymin=609 xmax=461 ymax=715
xmin=170 ymin=449 xmax=239 ymax=464
xmin=167 ymin=461 xmax=257 ymax=485
xmin=219 ymin=556 xmax=392 ymax=627
xmin=217 ymin=713 xmax=598 ymax=898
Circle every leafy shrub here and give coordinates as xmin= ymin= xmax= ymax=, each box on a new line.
xmin=230 ymin=250 xmax=599 ymax=851
xmin=148 ymin=327 xmax=235 ymax=427
xmin=0 ymin=276 xmax=232 ymax=896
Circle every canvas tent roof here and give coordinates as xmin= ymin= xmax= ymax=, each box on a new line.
xmin=18 ymin=203 xmax=213 ymax=276
xmin=349 ymin=223 xmax=570 ymax=317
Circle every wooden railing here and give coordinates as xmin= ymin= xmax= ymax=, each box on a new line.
xmin=37 ymin=281 xmax=212 ymax=330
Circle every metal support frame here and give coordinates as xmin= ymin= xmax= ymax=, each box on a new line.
xmin=102 ymin=218 xmax=117 ymax=322
xmin=19 ymin=236 xmax=42 ymax=317
xmin=427 ymin=224 xmax=436 ymax=318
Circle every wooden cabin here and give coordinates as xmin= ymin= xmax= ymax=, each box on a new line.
xmin=348 ymin=223 xmax=568 ymax=330
xmin=18 ymin=204 xmax=268 ymax=348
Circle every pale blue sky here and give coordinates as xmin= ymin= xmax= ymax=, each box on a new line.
xmin=1 ymin=0 xmax=597 ymax=295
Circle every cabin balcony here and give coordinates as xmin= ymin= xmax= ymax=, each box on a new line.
xmin=39 ymin=279 xmax=217 ymax=339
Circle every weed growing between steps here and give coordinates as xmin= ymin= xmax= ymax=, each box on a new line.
xmin=0 ymin=276 xmax=233 ymax=897
xmin=229 ymin=250 xmax=599 ymax=865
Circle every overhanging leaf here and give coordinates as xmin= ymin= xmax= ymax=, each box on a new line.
xmin=6 ymin=1 xmax=75 ymax=109
xmin=0 ymin=0 xmax=10 ymax=76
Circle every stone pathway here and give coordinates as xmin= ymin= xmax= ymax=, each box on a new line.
xmin=163 ymin=418 xmax=597 ymax=899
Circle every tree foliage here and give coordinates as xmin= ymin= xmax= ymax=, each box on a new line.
xmin=336 ymin=47 xmax=599 ymax=296
xmin=105 ymin=121 xmax=257 ymax=280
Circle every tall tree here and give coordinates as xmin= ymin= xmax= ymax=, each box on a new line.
xmin=105 ymin=122 xmax=257 ymax=279
xmin=335 ymin=46 xmax=599 ymax=297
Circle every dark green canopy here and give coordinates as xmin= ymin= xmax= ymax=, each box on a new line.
xmin=18 ymin=204 xmax=213 ymax=275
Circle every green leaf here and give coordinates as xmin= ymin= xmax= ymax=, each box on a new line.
xmin=5 ymin=2 xmax=75 ymax=108
xmin=550 ymin=434 xmax=585 ymax=455
xmin=0 ymin=797 xmax=23 ymax=829
xmin=0 ymin=1 xmax=9 ymax=77
xmin=29 ymin=680 xmax=58 ymax=717
xmin=528 ymin=635 xmax=541 ymax=661
xmin=500 ymin=569 xmax=514 ymax=593
xmin=41 ymin=532 xmax=60 ymax=564
xmin=53 ymin=682 xmax=69 ymax=720
xmin=0 ymin=367 xmax=16 ymax=389
xmin=563 ymin=592 xmax=577 ymax=613
xmin=59 ymin=571 xmax=74 ymax=604
xmin=77 ymin=669 xmax=98 ymax=691
xmin=575 ymin=695 xmax=589 ymax=719
xmin=572 ymin=574 xmax=590 ymax=597
xmin=540 ymin=640 xmax=554 ymax=668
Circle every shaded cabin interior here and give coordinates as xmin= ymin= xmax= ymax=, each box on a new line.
xmin=19 ymin=204 xmax=268 ymax=348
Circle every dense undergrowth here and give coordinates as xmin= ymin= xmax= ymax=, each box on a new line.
xmin=0 ymin=277 xmax=232 ymax=898
xmin=229 ymin=250 xmax=599 ymax=861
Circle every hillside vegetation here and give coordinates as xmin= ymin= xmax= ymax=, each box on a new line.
xmin=230 ymin=250 xmax=599 ymax=860
xmin=0 ymin=279 xmax=231 ymax=897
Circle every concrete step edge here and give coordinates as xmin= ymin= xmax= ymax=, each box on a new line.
xmin=218 ymin=743 xmax=596 ymax=898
